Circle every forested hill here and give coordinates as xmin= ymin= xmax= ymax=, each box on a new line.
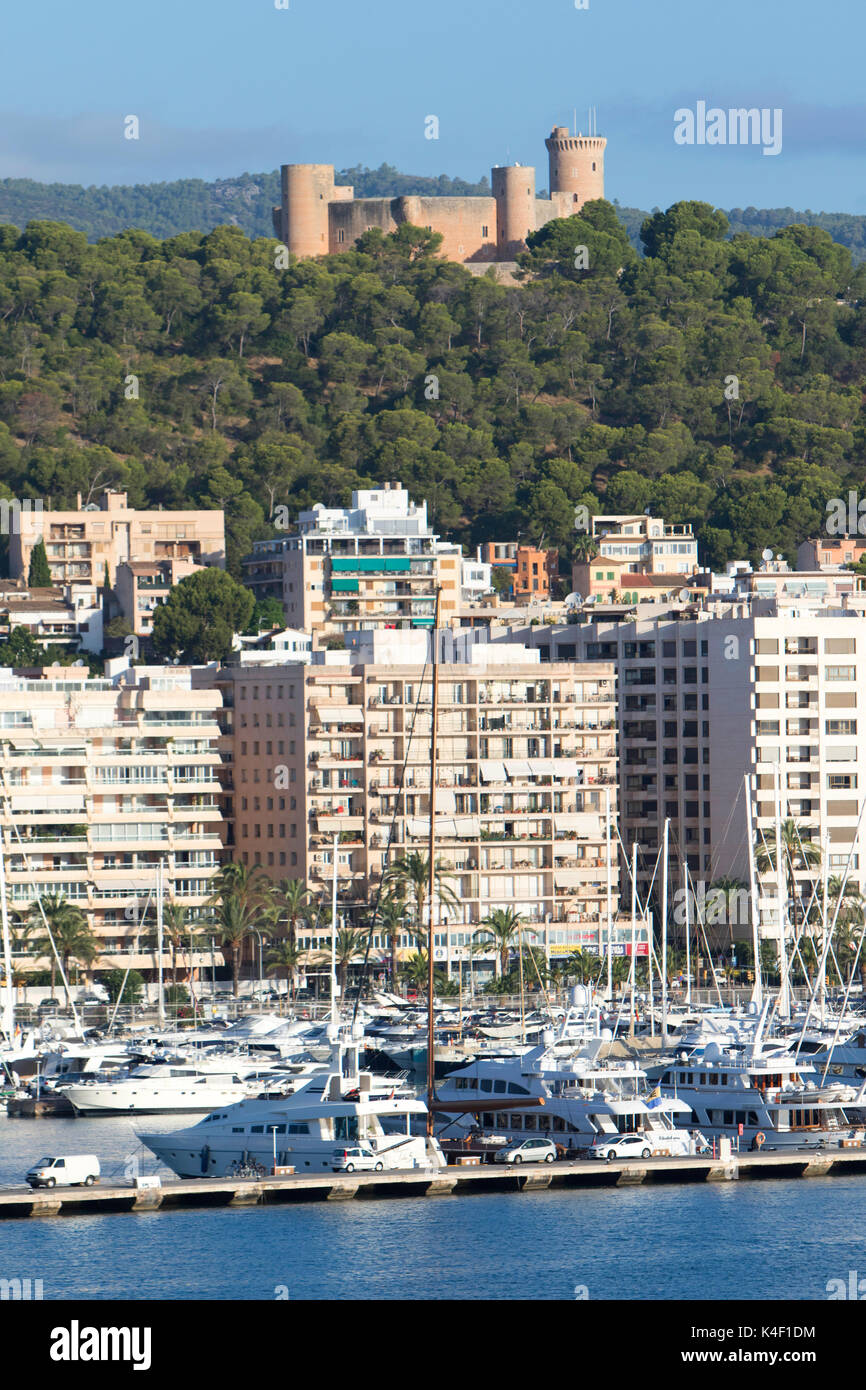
xmin=1 ymin=168 xmax=865 ymax=262
xmin=0 ymin=201 xmax=863 ymax=583
xmin=0 ymin=167 xmax=492 ymax=243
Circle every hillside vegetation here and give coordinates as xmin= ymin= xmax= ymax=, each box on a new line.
xmin=2 ymin=170 xmax=865 ymax=264
xmin=0 ymin=199 xmax=863 ymax=577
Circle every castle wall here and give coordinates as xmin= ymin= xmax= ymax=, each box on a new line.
xmin=329 ymin=194 xmax=499 ymax=263
xmin=545 ymin=127 xmax=606 ymax=211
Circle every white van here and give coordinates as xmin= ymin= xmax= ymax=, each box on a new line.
xmin=26 ymin=1155 xmax=100 ymax=1189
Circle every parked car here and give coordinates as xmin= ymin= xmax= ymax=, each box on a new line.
xmin=26 ymin=1155 xmax=100 ymax=1188
xmin=494 ymin=1137 xmax=557 ymax=1165
xmin=589 ymin=1133 xmax=654 ymax=1161
xmin=331 ymin=1145 xmax=384 ymax=1173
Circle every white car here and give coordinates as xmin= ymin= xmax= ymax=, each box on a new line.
xmin=589 ymin=1133 xmax=654 ymax=1161
xmin=331 ymin=1145 xmax=384 ymax=1173
xmin=26 ymin=1154 xmax=100 ymax=1188
xmin=494 ymin=1137 xmax=558 ymax=1165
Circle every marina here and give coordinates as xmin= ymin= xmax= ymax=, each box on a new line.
xmin=3 ymin=1144 xmax=866 ymax=1220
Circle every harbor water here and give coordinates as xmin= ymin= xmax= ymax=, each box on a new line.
xmin=2 ymin=1113 xmax=866 ymax=1299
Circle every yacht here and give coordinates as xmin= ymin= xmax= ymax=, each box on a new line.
xmin=141 ymin=1023 xmax=445 ymax=1176
xmin=657 ymin=1039 xmax=866 ymax=1150
xmin=434 ymin=1021 xmax=694 ymax=1155
xmin=62 ymin=1058 xmax=276 ymax=1115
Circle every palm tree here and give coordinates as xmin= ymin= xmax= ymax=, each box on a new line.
xmin=572 ymin=533 xmax=599 ymax=562
xmin=561 ymin=948 xmax=600 ymax=986
xmin=384 ymin=853 xmax=458 ymax=938
xmin=266 ymin=878 xmax=310 ymax=950
xmin=162 ymin=901 xmax=193 ymax=987
xmin=215 ymin=893 xmax=258 ymax=998
xmin=399 ymin=950 xmax=447 ymax=999
xmin=32 ymin=894 xmax=98 ymax=1006
xmin=266 ymin=940 xmax=308 ymax=1010
xmin=372 ymin=893 xmax=413 ymax=986
xmin=333 ymin=927 xmax=365 ymax=998
xmin=471 ymin=907 xmax=527 ymax=978
xmin=755 ymin=819 xmax=821 ymax=925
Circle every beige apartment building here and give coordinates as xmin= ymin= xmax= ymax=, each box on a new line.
xmin=0 ymin=664 xmax=223 ymax=974
xmin=243 ymin=484 xmax=460 ymax=638
xmin=10 ymin=490 xmax=225 ymax=588
xmin=215 ymin=632 xmax=625 ymax=976
xmin=574 ymin=514 xmax=699 ymax=603
xmin=504 ymin=593 xmax=866 ymax=947
xmin=112 ymin=557 xmax=202 ymax=641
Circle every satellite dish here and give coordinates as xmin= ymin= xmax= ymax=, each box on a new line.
xmin=565 ymin=591 xmax=582 ymax=609
xmin=761 ymin=548 xmax=773 ymax=562
xmin=678 ymin=589 xmax=691 ymax=601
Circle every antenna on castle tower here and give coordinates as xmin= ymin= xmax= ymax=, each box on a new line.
xmin=573 ymin=108 xmax=577 ymax=137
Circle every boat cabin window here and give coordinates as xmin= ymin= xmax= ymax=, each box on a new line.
xmin=288 ymin=1123 xmax=309 ymax=1134
xmin=552 ymin=1116 xmax=566 ymax=1132
xmin=232 ymin=1127 xmax=244 ymax=1133
xmin=481 ymin=1112 xmax=495 ymax=1126
xmin=507 ymin=1082 xmax=529 ymax=1095
xmin=523 ymin=1114 xmax=536 ymax=1130
xmin=250 ymin=1125 xmax=264 ymax=1133
xmin=493 ymin=1080 xmax=506 ymax=1094
xmin=510 ymin=1114 xmax=523 ymax=1129
xmin=480 ymin=1079 xmax=493 ymax=1093
xmin=335 ymin=1117 xmax=360 ymax=1140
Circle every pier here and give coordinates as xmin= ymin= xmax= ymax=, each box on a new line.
xmin=3 ymin=1147 xmax=866 ymax=1219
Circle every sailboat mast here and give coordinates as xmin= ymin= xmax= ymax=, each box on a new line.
xmin=661 ymin=817 xmax=669 ymax=1045
xmin=426 ymin=589 xmax=442 ymax=1137
xmin=0 ymin=828 xmax=13 ymax=1043
xmin=605 ymin=787 xmax=613 ymax=1003
xmin=683 ymin=858 xmax=692 ymax=1009
xmin=330 ymin=831 xmax=339 ymax=1024
xmin=744 ymin=771 xmax=763 ymax=1012
xmin=774 ymin=762 xmax=790 ymax=1019
xmin=156 ymin=859 xmax=165 ymax=1027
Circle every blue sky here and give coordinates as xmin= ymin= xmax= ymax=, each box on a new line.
xmin=1 ymin=0 xmax=864 ymax=212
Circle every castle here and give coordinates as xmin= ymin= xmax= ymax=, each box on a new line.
xmin=272 ymin=123 xmax=606 ymax=266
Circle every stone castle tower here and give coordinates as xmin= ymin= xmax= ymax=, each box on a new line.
xmin=273 ymin=121 xmax=606 ymax=267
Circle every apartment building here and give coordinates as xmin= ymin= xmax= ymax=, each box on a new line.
xmin=216 ymin=632 xmax=628 ymax=976
xmin=112 ymin=558 xmax=201 ymax=642
xmin=503 ymin=595 xmax=866 ymax=944
xmin=514 ymin=546 xmax=559 ymax=603
xmin=0 ymin=582 xmax=103 ymax=654
xmin=574 ymin=514 xmax=699 ymax=602
xmin=10 ymin=490 xmax=225 ymax=588
xmin=242 ymin=484 xmax=461 ymax=636
xmin=0 ymin=664 xmax=223 ymax=973
xmin=797 ymin=536 xmax=866 ymax=571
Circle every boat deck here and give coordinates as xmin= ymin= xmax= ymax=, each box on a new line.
xmin=3 ymin=1146 xmax=866 ymax=1218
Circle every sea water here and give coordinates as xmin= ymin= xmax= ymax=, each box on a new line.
xmin=1 ymin=1112 xmax=865 ymax=1300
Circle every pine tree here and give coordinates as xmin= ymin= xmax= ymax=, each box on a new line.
xmin=28 ymin=539 xmax=52 ymax=587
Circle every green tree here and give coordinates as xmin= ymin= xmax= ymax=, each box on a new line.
xmin=32 ymin=894 xmax=99 ymax=1004
xmin=27 ymin=538 xmax=52 ymax=587
xmin=471 ymin=907 xmax=527 ymax=978
xmin=150 ymin=568 xmax=255 ymax=663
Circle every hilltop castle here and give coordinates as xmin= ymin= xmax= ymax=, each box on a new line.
xmin=272 ymin=123 xmax=606 ymax=266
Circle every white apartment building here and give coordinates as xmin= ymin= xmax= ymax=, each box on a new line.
xmin=502 ymin=595 xmax=866 ymax=945
xmin=214 ymin=632 xmax=631 ymax=977
xmin=0 ymin=664 xmax=223 ymax=973
xmin=242 ymin=483 xmax=461 ymax=635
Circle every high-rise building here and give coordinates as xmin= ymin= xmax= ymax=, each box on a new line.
xmin=243 ymin=483 xmax=461 ymax=637
xmin=0 ymin=664 xmax=223 ymax=974
xmin=501 ymin=592 xmax=866 ymax=945
xmin=214 ymin=631 xmax=625 ymax=977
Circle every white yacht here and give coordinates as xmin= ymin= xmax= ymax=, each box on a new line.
xmin=434 ymin=1021 xmax=694 ymax=1155
xmin=62 ymin=1059 xmax=274 ymax=1115
xmin=657 ymin=1039 xmax=866 ymax=1150
xmin=140 ymin=1023 xmax=445 ymax=1176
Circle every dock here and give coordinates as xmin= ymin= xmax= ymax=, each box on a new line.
xmin=3 ymin=1147 xmax=866 ymax=1218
